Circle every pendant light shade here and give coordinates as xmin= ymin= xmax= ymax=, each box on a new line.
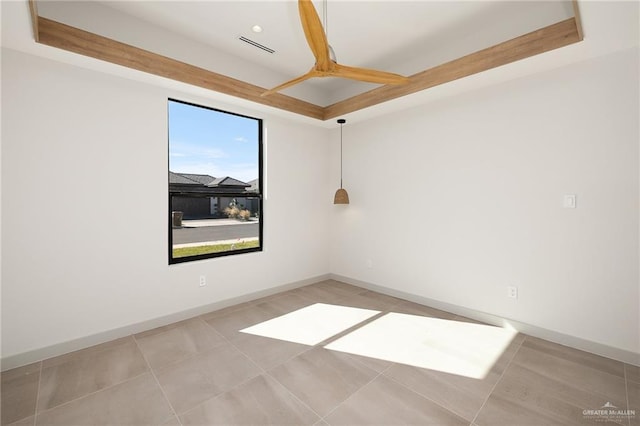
xmin=334 ymin=188 xmax=349 ymax=204
xmin=334 ymin=119 xmax=349 ymax=205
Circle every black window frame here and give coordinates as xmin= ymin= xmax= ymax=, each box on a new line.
xmin=167 ymin=98 xmax=263 ymax=264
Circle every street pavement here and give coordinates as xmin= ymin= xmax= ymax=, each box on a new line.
xmin=172 ymin=222 xmax=258 ymax=245
xmin=181 ymin=218 xmax=258 ymax=228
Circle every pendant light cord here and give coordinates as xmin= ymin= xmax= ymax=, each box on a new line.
xmin=334 ymin=118 xmax=348 ymax=205
xmin=340 ymin=121 xmax=343 ymax=188
xmin=337 ymin=118 xmax=346 ymax=189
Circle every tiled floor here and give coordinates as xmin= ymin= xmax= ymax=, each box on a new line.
xmin=2 ymin=280 xmax=638 ymax=425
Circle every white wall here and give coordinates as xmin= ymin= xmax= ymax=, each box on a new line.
xmin=0 ymin=48 xmax=331 ymax=359
xmin=1 ymin=43 xmax=638 ymax=363
xmin=330 ymin=47 xmax=639 ymax=355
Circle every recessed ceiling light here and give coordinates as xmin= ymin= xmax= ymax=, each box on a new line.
xmin=251 ymin=25 xmax=263 ymax=33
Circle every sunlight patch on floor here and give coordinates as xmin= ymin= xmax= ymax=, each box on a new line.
xmin=325 ymin=312 xmax=517 ymax=379
xmin=240 ymin=303 xmax=380 ymax=345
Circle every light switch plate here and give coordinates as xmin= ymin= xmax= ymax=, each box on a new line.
xmin=563 ymin=194 xmax=577 ymax=209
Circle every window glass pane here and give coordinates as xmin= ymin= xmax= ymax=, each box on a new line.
xmin=169 ymin=101 xmax=259 ymax=183
xmin=171 ymin=196 xmax=260 ymax=259
xmin=168 ymin=99 xmax=262 ymax=263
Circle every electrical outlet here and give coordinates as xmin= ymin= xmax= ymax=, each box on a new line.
xmin=507 ymin=286 xmax=518 ymax=299
xmin=563 ymin=194 xmax=577 ymax=209
xmin=199 ymin=275 xmax=206 ymax=287
xmin=366 ymin=259 xmax=373 ymax=269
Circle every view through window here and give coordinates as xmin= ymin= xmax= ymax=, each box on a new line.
xmin=168 ymin=99 xmax=262 ymax=263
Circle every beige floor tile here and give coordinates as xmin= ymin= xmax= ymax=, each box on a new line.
xmin=344 ymin=352 xmax=393 ymax=374
xmin=325 ymin=375 xmax=468 ymax=425
xmin=290 ymin=284 xmax=356 ymax=305
xmin=202 ymin=304 xmax=277 ymax=340
xmin=6 ymin=415 xmax=35 ymax=426
xmin=383 ymin=333 xmax=524 ymax=421
xmin=159 ymin=415 xmax=181 ymax=426
xmin=134 ymin=317 xmax=226 ymax=371
xmin=627 ymin=364 xmax=639 ymax=426
xmin=528 ymin=337 xmax=625 ymax=375
xmin=310 ymin=280 xmax=364 ymax=296
xmin=253 ymin=292 xmax=316 ymax=316
xmin=627 ymin=364 xmax=640 ymax=384
xmin=204 ymin=298 xmax=314 ymax=370
xmin=315 ymin=316 xmax=383 ymax=349
xmin=514 ymin=337 xmax=626 ymax=402
xmin=1 ymin=363 xmax=40 ymax=426
xmin=475 ymin=337 xmax=629 ymax=426
xmin=37 ymin=337 xmax=148 ymax=412
xmin=7 ymin=282 xmax=635 ymax=426
xmin=393 ymin=300 xmax=458 ymax=320
xmin=201 ymin=301 xmax=254 ymax=319
xmin=155 ymin=342 xmax=261 ymax=414
xmin=628 ymin=380 xmax=639 ymax=426
xmin=41 ymin=337 xmax=131 ymax=369
xmin=35 ymin=373 xmax=172 ymax=425
xmin=269 ymin=347 xmax=378 ymax=417
xmin=244 ymin=291 xmax=289 ymax=306
xmin=227 ymin=332 xmax=310 ymax=371
xmin=477 ymin=363 xmax=627 ymax=425
xmin=242 ymin=302 xmax=381 ymax=346
xmin=180 ymin=374 xmax=319 ymax=425
xmin=334 ymin=290 xmax=404 ymax=311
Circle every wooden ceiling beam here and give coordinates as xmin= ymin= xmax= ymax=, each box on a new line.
xmin=572 ymin=0 xmax=585 ymax=41
xmin=30 ymin=4 xmax=582 ymax=122
xmin=35 ymin=17 xmax=325 ymax=120
xmin=28 ymin=0 xmax=39 ymax=42
xmin=323 ymin=17 xmax=582 ymax=120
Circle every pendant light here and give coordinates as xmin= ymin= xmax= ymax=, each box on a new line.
xmin=334 ymin=118 xmax=349 ymax=204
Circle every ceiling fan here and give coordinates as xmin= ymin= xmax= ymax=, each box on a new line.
xmin=262 ymin=0 xmax=409 ymax=96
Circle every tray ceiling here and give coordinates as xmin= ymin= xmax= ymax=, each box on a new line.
xmin=19 ymin=1 xmax=592 ymax=120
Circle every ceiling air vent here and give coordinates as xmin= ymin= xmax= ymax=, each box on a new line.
xmin=238 ymin=36 xmax=275 ymax=54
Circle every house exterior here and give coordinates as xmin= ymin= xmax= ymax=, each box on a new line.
xmin=169 ymin=172 xmax=257 ymax=219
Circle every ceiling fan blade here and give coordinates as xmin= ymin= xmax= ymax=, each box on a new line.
xmin=332 ymin=63 xmax=410 ymax=85
xmin=262 ymin=69 xmax=319 ymax=96
xmin=298 ymin=0 xmax=331 ymax=71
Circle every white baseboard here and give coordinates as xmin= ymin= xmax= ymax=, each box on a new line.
xmin=330 ymin=273 xmax=640 ymax=367
xmin=1 ymin=274 xmax=330 ymax=371
xmin=4 ymin=272 xmax=637 ymax=371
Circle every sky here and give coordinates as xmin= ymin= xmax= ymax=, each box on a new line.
xmin=168 ymin=100 xmax=260 ymax=183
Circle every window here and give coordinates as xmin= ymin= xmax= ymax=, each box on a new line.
xmin=168 ymin=99 xmax=263 ymax=264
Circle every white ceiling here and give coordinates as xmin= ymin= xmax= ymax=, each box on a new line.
xmin=1 ymin=1 xmax=638 ymax=125
xmin=34 ymin=0 xmax=574 ymax=105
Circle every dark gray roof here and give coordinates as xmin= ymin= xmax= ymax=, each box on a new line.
xmin=247 ymin=178 xmax=259 ymax=192
xmin=169 ymin=172 xmax=216 ymax=185
xmin=207 ymin=176 xmax=250 ymax=188
xmin=177 ymin=173 xmax=216 ymax=185
xmin=169 ymin=171 xmax=201 ymax=185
